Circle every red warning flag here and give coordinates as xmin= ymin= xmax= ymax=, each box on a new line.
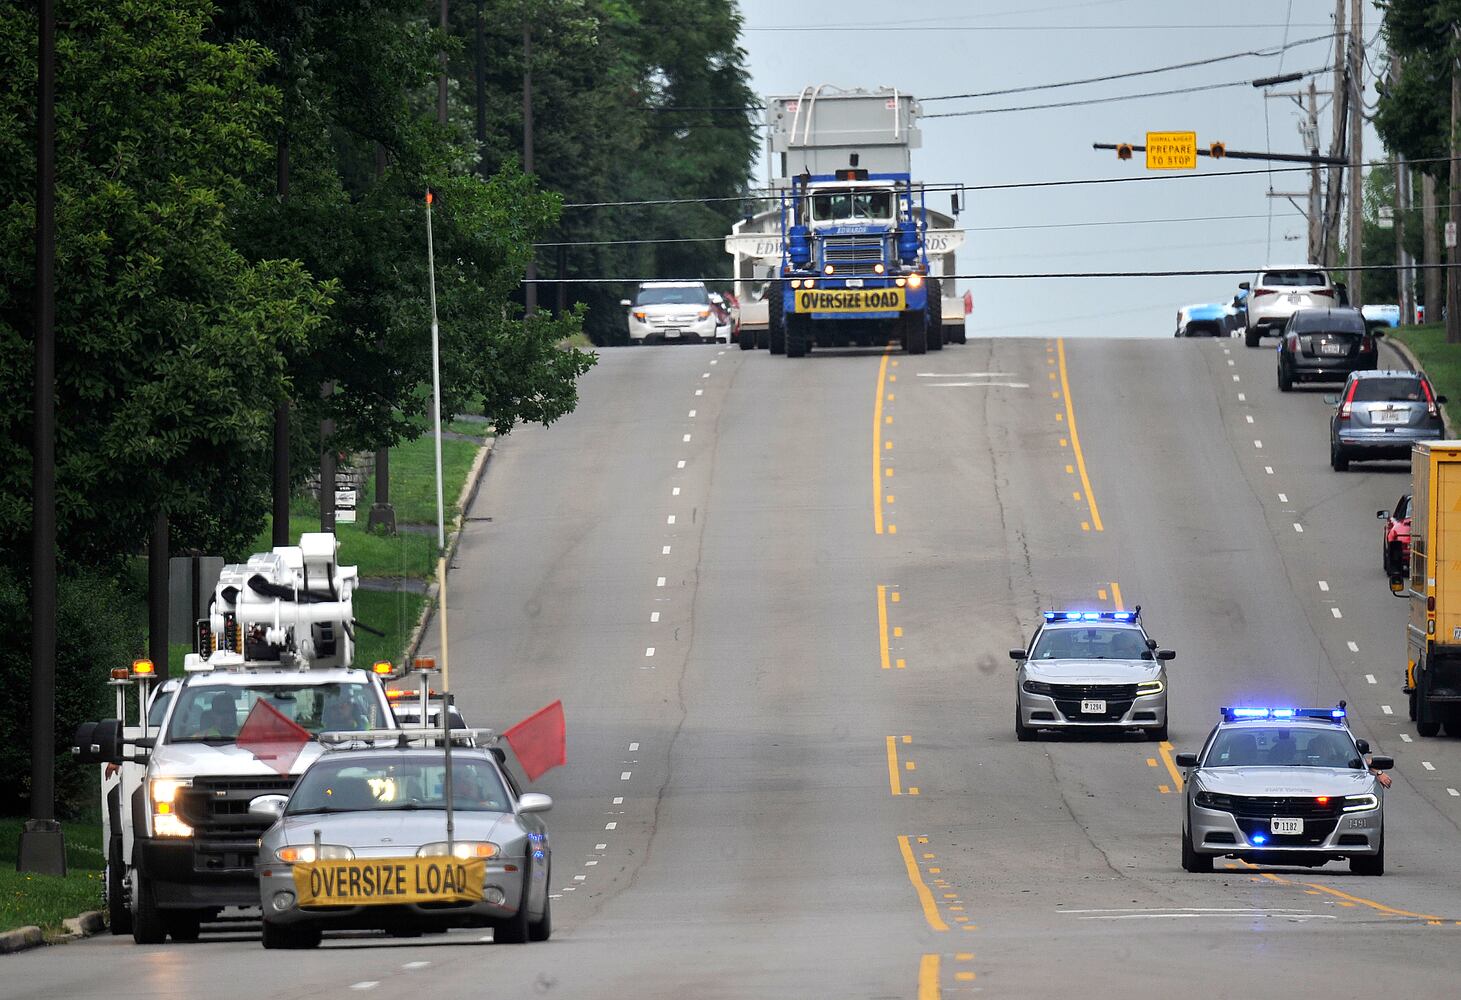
xmin=236 ymin=700 xmax=312 ymax=776
xmin=963 ymin=290 xmax=974 ymax=316
xmin=503 ymin=700 xmax=566 ymax=782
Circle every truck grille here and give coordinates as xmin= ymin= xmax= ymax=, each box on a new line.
xmin=178 ymin=775 xmax=298 ymax=873
xmin=822 ymin=237 xmax=886 ymax=275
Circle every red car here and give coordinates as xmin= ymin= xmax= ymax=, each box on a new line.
xmin=1377 ymin=493 xmax=1412 ymax=580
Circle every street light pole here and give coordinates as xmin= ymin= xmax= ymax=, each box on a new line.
xmin=20 ymin=0 xmax=66 ymax=876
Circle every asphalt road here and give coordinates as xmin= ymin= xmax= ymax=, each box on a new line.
xmin=13 ymin=333 xmax=1461 ymax=998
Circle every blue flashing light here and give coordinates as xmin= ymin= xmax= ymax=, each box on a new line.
xmin=1271 ymin=709 xmax=1296 ymax=718
xmin=1042 ymin=610 xmax=1142 ymax=623
xmin=1228 ymin=707 xmax=1269 ymax=718
xmin=1221 ymin=705 xmax=1347 ymax=722
xmin=1252 ymin=833 xmax=1268 ymax=845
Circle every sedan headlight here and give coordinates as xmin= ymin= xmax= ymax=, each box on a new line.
xmin=1342 ymin=793 xmax=1379 ymax=813
xmin=1136 ymin=680 xmax=1165 ymax=696
xmin=417 ymin=841 xmax=499 ymax=859
xmin=1021 ymin=679 xmax=1055 ymax=696
xmin=275 ymin=844 xmax=355 ymax=863
xmin=1193 ymin=790 xmax=1234 ymax=812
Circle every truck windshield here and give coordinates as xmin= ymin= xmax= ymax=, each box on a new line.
xmin=288 ymin=755 xmax=510 ymax=814
xmin=809 ymin=188 xmax=893 ymax=222
xmin=1204 ymin=727 xmax=1358 ymax=768
xmin=167 ymin=682 xmax=386 ymax=743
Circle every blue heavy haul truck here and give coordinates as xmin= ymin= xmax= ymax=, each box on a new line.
xmin=765 ymin=167 xmax=940 ymax=357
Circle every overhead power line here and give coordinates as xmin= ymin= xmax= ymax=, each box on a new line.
xmin=922 ymin=66 xmax=1330 ymax=118
xmin=741 ymin=22 xmax=1334 ymax=32
xmin=921 ymin=31 xmax=1338 ymax=101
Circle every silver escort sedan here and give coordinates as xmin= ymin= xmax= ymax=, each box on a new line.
xmin=1177 ymin=706 xmax=1391 ymax=875
xmin=251 ymin=734 xmax=552 ymax=948
xmin=1010 ymin=610 xmax=1173 ymax=742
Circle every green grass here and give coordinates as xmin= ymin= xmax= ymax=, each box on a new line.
xmin=353 ymin=589 xmax=427 ymax=671
xmin=354 ymin=432 xmax=485 ymax=526
xmin=1391 ymin=324 xmax=1461 ymax=425
xmin=0 ymin=818 xmax=105 ymax=935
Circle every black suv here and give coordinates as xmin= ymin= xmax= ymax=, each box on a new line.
xmin=1277 ymin=307 xmax=1377 ymax=391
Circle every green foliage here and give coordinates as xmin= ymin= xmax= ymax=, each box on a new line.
xmin=0 ymin=817 xmax=106 ymax=934
xmin=1376 ymin=0 xmax=1461 ymax=181
xmin=0 ymin=0 xmax=330 ymax=568
xmin=0 ymin=567 xmax=143 ymax=818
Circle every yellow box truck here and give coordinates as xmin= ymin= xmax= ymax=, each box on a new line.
xmin=1404 ymin=441 xmax=1461 ymax=736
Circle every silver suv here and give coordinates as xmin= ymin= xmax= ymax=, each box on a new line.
xmin=1177 ymin=706 xmax=1392 ymax=875
xmin=1010 ymin=609 xmax=1174 ymax=742
xmin=1240 ymin=266 xmax=1341 ymax=346
xmin=624 ymin=281 xmax=718 ymax=344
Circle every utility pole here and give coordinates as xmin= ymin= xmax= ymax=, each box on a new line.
xmin=1345 ymin=0 xmax=1364 ymax=306
xmin=1322 ymin=0 xmax=1348 ymax=267
xmin=20 ymin=0 xmax=65 ymax=876
xmin=148 ymin=512 xmax=169 ymax=679
xmin=319 ymin=382 xmax=336 ymax=532
xmin=1308 ymin=80 xmax=1322 ymax=263
xmin=368 ymin=144 xmax=395 ymax=534
xmin=437 ymin=0 xmax=448 ymax=125
xmin=475 ymin=0 xmax=487 ymax=176
xmin=272 ymin=127 xmax=291 ymax=547
xmin=522 ymin=16 xmax=537 ymax=316
xmin=1424 ymin=172 xmax=1442 ymax=324
xmin=1396 ymin=151 xmax=1411 ymax=325
xmin=1450 ymin=24 xmax=1461 ymax=344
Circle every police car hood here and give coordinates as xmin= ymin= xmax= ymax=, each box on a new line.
xmin=273 ymin=811 xmax=519 ymax=854
xmin=150 ymin=740 xmax=331 ymax=779
xmin=1195 ymin=767 xmax=1374 ymax=797
xmin=1023 ymin=659 xmax=1161 ymax=685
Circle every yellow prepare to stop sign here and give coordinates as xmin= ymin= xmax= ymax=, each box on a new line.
xmin=794 ymin=287 xmax=906 ymax=314
xmin=1145 ymin=131 xmax=1196 ymax=170
xmin=293 ymin=857 xmax=486 ymax=907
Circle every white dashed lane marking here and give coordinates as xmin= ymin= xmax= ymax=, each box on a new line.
xmin=350 ymin=985 xmax=378 ymax=992
xmin=1330 ymin=608 xmax=1342 ymax=619
xmin=677 ymin=460 xmax=686 ymax=468
xmin=645 ymin=647 xmax=655 ymax=657
xmin=1293 ymin=523 xmax=1304 ymax=533
xmin=1365 ymin=674 xmax=1376 ymax=684
xmin=650 ymin=612 xmax=660 ymax=622
xmin=672 ymin=487 xmax=681 ymax=496
xmin=1254 ymin=440 xmax=1263 ymax=449
xmin=1238 ymin=393 xmax=1246 ymax=402
xmin=688 ymin=410 xmax=696 ymax=418
xmin=402 ymin=962 xmax=430 ymax=971
xmin=1246 ymin=415 xmax=1254 ymax=423
xmin=1233 ymin=375 xmax=1241 ymax=382
xmin=666 ymin=515 xmax=676 ymax=525
xmin=662 ymin=545 xmax=671 ymax=554
xmin=1423 ymin=761 xmax=1437 ymax=771
xmin=1381 ymin=705 xmax=1393 ymax=715
xmin=1401 ymin=734 xmax=1414 ymax=743
xmin=596 ymin=843 xmax=608 ymax=850
xmin=1317 ymin=580 xmax=1327 ymax=591
xmin=1449 ymin=788 xmax=1460 ymax=797
xmin=694 ymin=389 xmax=703 ymax=396
xmin=682 ymin=433 xmax=692 ymax=442
xmin=656 ymin=577 xmax=666 ymax=587
xmin=620 ymin=772 xmax=631 ymax=780
xmin=1349 ymin=641 xmax=1360 ymax=653
xmin=1265 ymin=466 xmax=1274 ymax=475
xmin=605 ymin=821 xmax=618 ymax=829
xmin=628 ymin=742 xmax=639 ymax=751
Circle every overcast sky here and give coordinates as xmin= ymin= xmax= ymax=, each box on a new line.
xmin=735 ymin=0 xmax=1384 ymax=338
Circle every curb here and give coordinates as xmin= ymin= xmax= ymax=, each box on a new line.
xmin=1385 ymin=335 xmax=1456 ymax=438
xmin=402 ymin=434 xmax=496 ymax=668
xmin=0 ymin=910 xmax=103 ymax=955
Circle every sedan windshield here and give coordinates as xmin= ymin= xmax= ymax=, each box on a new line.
xmin=1352 ymin=377 xmax=1426 ymax=403
xmin=1205 ymin=727 xmax=1359 ymax=768
xmin=1028 ymin=627 xmax=1149 ymax=660
xmin=288 ymin=755 xmax=510 ymax=814
xmin=167 ymin=682 xmax=386 ymax=743
xmin=636 ymin=286 xmax=708 ymax=306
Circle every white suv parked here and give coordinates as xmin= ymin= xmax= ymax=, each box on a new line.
xmin=1241 ymin=266 xmax=1341 ymax=347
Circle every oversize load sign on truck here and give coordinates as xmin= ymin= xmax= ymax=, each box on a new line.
xmin=1145 ymin=131 xmax=1196 ymax=170
xmin=794 ymin=288 xmax=906 ymax=313
xmin=293 ymin=857 xmax=486 ymax=906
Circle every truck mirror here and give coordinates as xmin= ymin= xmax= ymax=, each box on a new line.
xmin=1390 ymin=577 xmax=1406 ymax=596
xmin=91 ymin=719 xmax=125 ymax=764
xmin=71 ymin=722 xmax=99 ymax=764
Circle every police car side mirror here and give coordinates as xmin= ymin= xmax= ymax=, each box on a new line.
xmin=1156 ymin=649 xmax=1176 ymax=662
xmin=1008 ymin=648 xmax=1026 ymax=661
xmin=248 ymin=795 xmax=288 ymax=821
xmin=1367 ymin=755 xmax=1394 ymax=771
xmin=517 ymin=792 xmax=553 ymax=814
xmin=1174 ymin=752 xmax=1198 ymax=769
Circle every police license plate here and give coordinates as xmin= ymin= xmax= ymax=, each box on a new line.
xmin=1270 ymin=817 xmax=1303 ymax=835
xmin=1080 ymin=700 xmax=1106 ymax=714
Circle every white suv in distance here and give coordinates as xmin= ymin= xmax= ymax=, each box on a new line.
xmin=1240 ymin=265 xmax=1341 ymax=347
xmin=624 ymin=281 xmax=718 ymax=344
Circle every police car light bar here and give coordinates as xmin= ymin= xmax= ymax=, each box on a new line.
xmin=1220 ymin=705 xmax=1347 ymax=722
xmin=1043 ymin=610 xmax=1138 ymax=623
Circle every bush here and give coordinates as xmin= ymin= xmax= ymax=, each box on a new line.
xmin=0 ymin=567 xmax=144 ymax=819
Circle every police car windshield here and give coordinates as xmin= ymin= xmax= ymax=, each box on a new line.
xmin=288 ymin=755 xmax=509 ymax=814
xmin=167 ymin=682 xmax=386 ymax=743
xmin=1029 ymin=627 xmax=1148 ymax=660
xmin=636 ymin=286 xmax=708 ymax=306
xmin=810 ymin=188 xmax=893 ymax=221
xmin=1205 ymin=726 xmax=1358 ymax=768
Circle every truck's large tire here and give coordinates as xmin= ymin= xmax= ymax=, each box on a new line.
xmin=107 ymin=836 xmax=132 ymax=935
xmin=737 ymin=324 xmax=755 ymax=350
xmin=786 ymin=313 xmax=810 ymax=358
xmin=131 ymin=872 xmax=166 ymax=945
xmin=926 ymin=279 xmax=944 ymax=351
xmin=767 ymin=280 xmax=786 ymax=355
xmin=902 ymin=310 xmax=927 ymax=355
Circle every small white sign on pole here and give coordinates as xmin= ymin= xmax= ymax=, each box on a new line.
xmin=1447 ymin=221 xmax=1458 ymax=249
xmin=335 ymin=508 xmax=357 ymax=524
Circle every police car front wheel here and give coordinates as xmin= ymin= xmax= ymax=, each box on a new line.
xmin=1180 ymin=826 xmax=1213 ymax=873
xmin=1350 ymin=836 xmax=1384 ymax=876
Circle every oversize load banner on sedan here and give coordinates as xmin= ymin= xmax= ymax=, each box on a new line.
xmin=293 ymin=857 xmax=486 ymax=906
xmin=793 ymin=288 xmax=906 ymax=313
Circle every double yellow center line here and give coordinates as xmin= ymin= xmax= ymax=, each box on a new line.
xmin=1057 ymin=339 xmax=1103 ymax=532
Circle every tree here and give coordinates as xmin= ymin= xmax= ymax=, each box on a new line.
xmin=0 ymin=0 xmax=331 ymax=569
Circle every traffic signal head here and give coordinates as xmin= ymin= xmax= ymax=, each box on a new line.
xmin=1209 ymin=142 xmax=1226 ymax=159
xmin=1116 ymin=143 xmax=1133 ymax=161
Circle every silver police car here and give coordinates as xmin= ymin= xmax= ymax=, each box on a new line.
xmin=251 ymin=733 xmax=552 ymax=948
xmin=1010 ymin=609 xmax=1173 ymax=742
xmin=1177 ymin=706 xmax=1392 ymax=875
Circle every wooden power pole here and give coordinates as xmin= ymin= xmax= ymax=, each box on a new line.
xmin=1346 ymin=0 xmax=1364 ymax=306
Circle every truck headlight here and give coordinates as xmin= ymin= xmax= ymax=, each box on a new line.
xmin=418 ymin=841 xmax=499 ymax=859
xmin=1342 ymin=793 xmax=1379 ymax=813
xmin=275 ymin=844 xmax=355 ymax=863
xmin=1136 ymin=680 xmax=1165 ymax=696
xmin=150 ymin=778 xmax=189 ymax=805
xmin=153 ymin=814 xmax=194 ymax=838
